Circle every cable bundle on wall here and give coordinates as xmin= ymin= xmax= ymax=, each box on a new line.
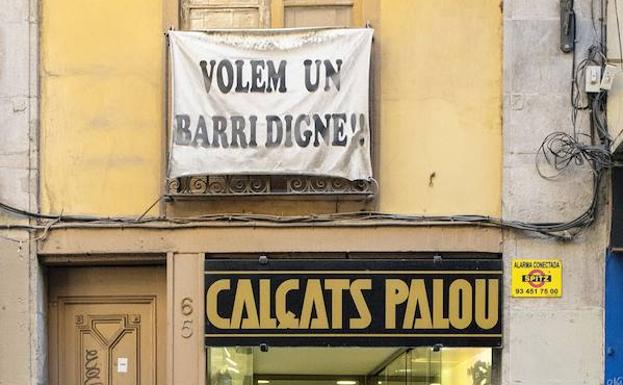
xmin=529 ymin=0 xmax=612 ymax=236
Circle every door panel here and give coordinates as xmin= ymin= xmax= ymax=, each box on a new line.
xmin=188 ymin=8 xmax=261 ymax=29
xmin=49 ymin=267 xmax=166 ymax=385
xmin=181 ymin=0 xmax=269 ymax=29
xmin=278 ymin=0 xmax=361 ymax=28
xmin=284 ymin=5 xmax=353 ymax=27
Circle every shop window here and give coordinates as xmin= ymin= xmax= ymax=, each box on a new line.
xmin=205 ymin=347 xmax=495 ymax=385
xmin=208 ymin=347 xmax=254 ymax=385
xmin=440 ymin=349 xmax=492 ymax=385
xmin=167 ymin=0 xmax=375 ymax=199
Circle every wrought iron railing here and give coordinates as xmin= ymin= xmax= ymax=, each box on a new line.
xmin=166 ymin=175 xmax=376 ymax=199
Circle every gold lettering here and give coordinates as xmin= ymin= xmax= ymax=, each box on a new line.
xmin=300 ymin=279 xmax=329 ymax=329
xmin=325 ymin=279 xmax=349 ymax=328
xmin=402 ymin=279 xmax=433 ymax=329
xmin=385 ymin=279 xmax=409 ymax=329
xmin=276 ymin=279 xmax=299 ymax=329
xmin=231 ymin=279 xmax=260 ymax=329
xmin=432 ymin=279 xmax=449 ymax=328
xmin=475 ymin=279 xmax=499 ymax=329
xmin=350 ymin=279 xmax=372 ymax=329
xmin=259 ymin=279 xmax=277 ymax=329
xmin=206 ymin=279 xmax=231 ymax=329
xmin=448 ymin=279 xmax=472 ymax=329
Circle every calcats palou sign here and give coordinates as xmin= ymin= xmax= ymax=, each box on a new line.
xmin=204 ymin=259 xmax=503 ymax=347
xmin=168 ymin=29 xmax=373 ymax=180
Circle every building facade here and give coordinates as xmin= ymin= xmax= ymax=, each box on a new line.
xmin=0 ymin=0 xmax=615 ymax=384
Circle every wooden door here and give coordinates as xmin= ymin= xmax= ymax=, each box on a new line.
xmin=48 ymin=266 xmax=167 ymax=385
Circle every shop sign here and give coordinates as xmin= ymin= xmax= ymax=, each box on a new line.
xmin=205 ymin=259 xmax=503 ymax=347
xmin=511 ymin=259 xmax=562 ymax=298
xmin=168 ymin=29 xmax=373 ymax=181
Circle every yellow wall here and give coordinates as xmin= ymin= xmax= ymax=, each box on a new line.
xmin=41 ymin=0 xmax=501 ymax=217
xmin=41 ymin=0 xmax=164 ymax=215
xmin=375 ymin=1 xmax=502 ymax=215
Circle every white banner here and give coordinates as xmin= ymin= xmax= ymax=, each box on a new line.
xmin=168 ymin=29 xmax=373 ymax=181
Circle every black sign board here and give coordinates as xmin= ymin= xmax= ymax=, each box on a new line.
xmin=205 ymin=258 xmax=502 ymax=347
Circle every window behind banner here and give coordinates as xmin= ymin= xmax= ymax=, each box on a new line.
xmin=180 ymin=0 xmax=362 ymax=30
xmin=168 ymin=0 xmax=376 ymax=199
xmin=180 ymin=0 xmax=270 ymax=30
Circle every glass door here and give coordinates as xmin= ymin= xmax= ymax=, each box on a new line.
xmin=206 ymin=347 xmax=493 ymax=385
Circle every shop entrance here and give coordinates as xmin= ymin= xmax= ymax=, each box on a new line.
xmin=204 ymin=258 xmax=501 ymax=385
xmin=207 ymin=347 xmax=493 ymax=385
xmin=48 ymin=266 xmax=167 ymax=385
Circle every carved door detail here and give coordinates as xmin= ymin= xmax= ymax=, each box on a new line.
xmin=48 ymin=267 xmax=166 ymax=385
xmin=76 ymin=314 xmax=142 ymax=385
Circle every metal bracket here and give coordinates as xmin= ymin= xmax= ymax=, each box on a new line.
xmin=560 ymin=0 xmax=575 ymax=53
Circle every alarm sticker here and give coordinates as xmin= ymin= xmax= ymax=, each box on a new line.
xmin=512 ymin=259 xmax=562 ymax=298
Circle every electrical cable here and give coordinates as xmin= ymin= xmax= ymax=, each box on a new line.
xmin=528 ymin=0 xmax=611 ymax=237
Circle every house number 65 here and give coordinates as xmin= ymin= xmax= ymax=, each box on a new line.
xmin=180 ymin=297 xmax=193 ymax=338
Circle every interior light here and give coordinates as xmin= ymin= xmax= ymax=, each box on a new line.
xmin=258 ymin=381 xmax=270 ymax=384
xmin=336 ymin=381 xmax=357 ymax=385
xmin=430 ymin=383 xmax=441 ymax=385
xmin=412 ymin=358 xmax=429 ymax=363
xmin=225 ymin=357 xmax=238 ymax=367
xmin=377 ymin=382 xmax=382 ymax=385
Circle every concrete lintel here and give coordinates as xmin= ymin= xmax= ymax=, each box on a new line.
xmin=38 ymin=225 xmax=503 ymax=255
